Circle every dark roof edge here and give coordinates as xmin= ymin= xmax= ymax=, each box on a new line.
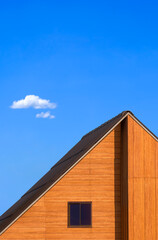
xmin=81 ymin=110 xmax=132 ymax=140
xmin=0 ymin=111 xmax=157 ymax=235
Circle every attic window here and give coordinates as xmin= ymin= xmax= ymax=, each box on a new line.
xmin=68 ymin=202 xmax=92 ymax=227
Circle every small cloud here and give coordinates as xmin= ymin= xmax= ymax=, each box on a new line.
xmin=10 ymin=95 xmax=56 ymax=109
xmin=36 ymin=111 xmax=55 ymax=119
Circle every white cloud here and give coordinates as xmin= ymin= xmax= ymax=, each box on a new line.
xmin=10 ymin=95 xmax=56 ymax=109
xmin=36 ymin=111 xmax=55 ymax=119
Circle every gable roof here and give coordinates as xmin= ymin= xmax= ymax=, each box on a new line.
xmin=0 ymin=110 xmax=157 ymax=235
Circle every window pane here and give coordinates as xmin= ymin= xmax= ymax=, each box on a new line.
xmin=81 ymin=203 xmax=91 ymax=225
xmin=69 ymin=203 xmax=80 ymax=226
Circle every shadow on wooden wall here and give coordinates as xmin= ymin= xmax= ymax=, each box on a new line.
xmin=114 ymin=125 xmax=121 ymax=240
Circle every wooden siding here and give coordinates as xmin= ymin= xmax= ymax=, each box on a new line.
xmin=0 ymin=125 xmax=121 ymax=240
xmin=120 ymin=118 xmax=128 ymax=240
xmin=128 ymin=115 xmax=157 ymax=240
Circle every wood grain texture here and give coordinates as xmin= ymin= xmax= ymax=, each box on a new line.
xmin=156 ymin=142 xmax=158 ymax=178
xmin=128 ymin=116 xmax=157 ymax=240
xmin=133 ymin=120 xmax=144 ymax=178
xmin=127 ymin=116 xmax=134 ymax=240
xmin=144 ymin=133 xmax=156 ymax=178
xmin=128 ymin=115 xmax=134 ymax=179
xmin=144 ymin=178 xmax=155 ymax=240
xmin=134 ymin=178 xmax=144 ymax=240
xmin=0 ymin=125 xmax=121 ymax=240
xmin=120 ymin=118 xmax=128 ymax=240
xmin=156 ymin=178 xmax=158 ymax=240
xmin=128 ymin=178 xmax=134 ymax=240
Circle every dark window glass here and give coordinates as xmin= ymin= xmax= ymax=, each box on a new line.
xmin=68 ymin=202 xmax=92 ymax=227
xmin=81 ymin=203 xmax=91 ymax=225
xmin=69 ymin=203 xmax=80 ymax=226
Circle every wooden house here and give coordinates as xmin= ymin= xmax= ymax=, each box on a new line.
xmin=0 ymin=111 xmax=158 ymax=240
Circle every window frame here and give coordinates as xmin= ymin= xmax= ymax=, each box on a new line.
xmin=68 ymin=202 xmax=92 ymax=228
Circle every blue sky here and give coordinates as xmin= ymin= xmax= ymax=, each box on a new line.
xmin=0 ymin=0 xmax=158 ymax=215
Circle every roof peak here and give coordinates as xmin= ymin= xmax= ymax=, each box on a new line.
xmin=81 ymin=110 xmax=133 ymax=140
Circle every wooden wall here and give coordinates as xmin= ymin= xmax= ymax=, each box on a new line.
xmin=120 ymin=118 xmax=128 ymax=240
xmin=1 ymin=125 xmax=121 ymax=240
xmin=128 ymin=115 xmax=157 ymax=240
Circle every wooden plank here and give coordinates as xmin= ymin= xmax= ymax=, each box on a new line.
xmin=57 ymin=174 xmax=121 ymax=180
xmin=58 ymin=178 xmax=120 ymax=186
xmin=156 ymin=179 xmax=158 ymax=240
xmin=98 ymin=135 xmax=121 ymax=143
xmin=45 ymin=196 xmax=120 ymax=202
xmin=72 ymin=162 xmax=121 ymax=168
xmin=65 ymin=168 xmax=120 ymax=175
xmin=144 ymin=133 xmax=156 ymax=178
xmin=128 ymin=178 xmax=134 ymax=240
xmin=45 ymin=227 xmax=121 ymax=233
xmin=156 ymin=142 xmax=158 ymax=178
xmin=45 ymin=221 xmax=121 ymax=228
xmin=120 ymin=118 xmax=128 ymax=240
xmin=134 ymin=178 xmax=144 ymax=240
xmin=1 ymin=239 xmax=44 ymax=240
xmin=128 ymin=116 xmax=134 ymax=178
xmin=144 ymin=178 xmax=155 ymax=240
xmin=96 ymin=141 xmax=120 ymax=148
xmin=133 ymin=121 xmax=144 ymax=177
xmin=44 ymin=232 xmax=121 ymax=239
xmin=46 ymin=185 xmax=120 ymax=192
xmin=87 ymin=152 xmax=120 ymax=158
xmin=1 ymin=232 xmax=45 ymax=239
xmin=2 ymin=228 xmax=45 ymax=233
xmin=91 ymin=147 xmax=120 ymax=154
xmin=87 ymin=158 xmax=120 ymax=164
